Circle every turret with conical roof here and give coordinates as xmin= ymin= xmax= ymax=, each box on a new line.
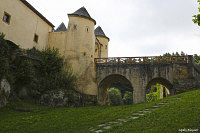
xmin=95 ymin=26 xmax=109 ymax=41
xmin=68 ymin=7 xmax=96 ymax=25
xmin=65 ymin=7 xmax=97 ymax=95
xmin=95 ymin=26 xmax=109 ymax=58
xmin=55 ymin=22 xmax=67 ymax=32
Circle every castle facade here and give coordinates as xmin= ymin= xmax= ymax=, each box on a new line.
xmin=0 ymin=0 xmax=110 ymax=96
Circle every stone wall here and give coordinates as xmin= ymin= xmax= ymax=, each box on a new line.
xmin=48 ymin=15 xmax=98 ymax=96
xmin=39 ymin=90 xmax=97 ymax=107
xmin=96 ymin=62 xmax=200 ymax=105
xmin=0 ymin=78 xmax=11 ymax=108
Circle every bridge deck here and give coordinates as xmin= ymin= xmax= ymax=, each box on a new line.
xmin=95 ymin=56 xmax=189 ymax=64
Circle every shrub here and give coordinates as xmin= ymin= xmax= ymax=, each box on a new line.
xmin=108 ymin=88 xmax=123 ymax=106
xmin=0 ymin=33 xmax=10 ymax=80
xmin=122 ymin=91 xmax=133 ymax=105
xmin=33 ymin=48 xmax=77 ymax=94
xmin=146 ymin=84 xmax=162 ymax=102
xmin=14 ymin=58 xmax=35 ymax=89
xmin=0 ymin=33 xmax=79 ymax=106
xmin=38 ymin=48 xmax=64 ymax=76
xmin=146 ymin=92 xmax=159 ymax=102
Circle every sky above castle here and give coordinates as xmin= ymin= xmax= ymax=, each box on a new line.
xmin=27 ymin=0 xmax=200 ymax=57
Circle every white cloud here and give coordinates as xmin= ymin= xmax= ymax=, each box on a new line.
xmin=27 ymin=0 xmax=200 ymax=56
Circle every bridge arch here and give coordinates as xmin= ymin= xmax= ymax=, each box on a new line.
xmin=98 ymin=74 xmax=133 ymax=105
xmin=145 ymin=77 xmax=175 ymax=101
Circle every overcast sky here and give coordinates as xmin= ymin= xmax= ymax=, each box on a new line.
xmin=27 ymin=0 xmax=200 ymax=57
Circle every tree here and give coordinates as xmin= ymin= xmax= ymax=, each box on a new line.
xmin=0 ymin=33 xmax=13 ymax=82
xmin=108 ymin=88 xmax=123 ymax=106
xmin=193 ymin=54 xmax=200 ymax=64
xmin=193 ymin=0 xmax=200 ymax=26
xmin=122 ymin=91 xmax=133 ymax=105
xmin=33 ymin=47 xmax=77 ymax=94
xmin=146 ymin=84 xmax=162 ymax=102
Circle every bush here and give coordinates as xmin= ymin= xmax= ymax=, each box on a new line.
xmin=146 ymin=84 xmax=161 ymax=102
xmin=38 ymin=48 xmax=64 ymax=76
xmin=0 ymin=33 xmax=10 ymax=80
xmin=108 ymin=88 xmax=123 ymax=106
xmin=14 ymin=58 xmax=35 ymax=89
xmin=146 ymin=92 xmax=159 ymax=102
xmin=122 ymin=91 xmax=133 ymax=105
xmin=33 ymin=48 xmax=77 ymax=94
xmin=0 ymin=33 xmax=79 ymax=106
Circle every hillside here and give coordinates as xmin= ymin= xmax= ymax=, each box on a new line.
xmin=0 ymin=89 xmax=200 ymax=133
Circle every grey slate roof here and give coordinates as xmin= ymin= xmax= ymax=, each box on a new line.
xmin=95 ymin=26 xmax=109 ymax=40
xmin=55 ymin=22 xmax=67 ymax=32
xmin=69 ymin=7 xmax=96 ymax=24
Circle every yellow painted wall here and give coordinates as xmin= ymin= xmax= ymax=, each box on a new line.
xmin=0 ymin=0 xmax=53 ymax=50
xmin=94 ymin=42 xmax=100 ymax=58
xmin=0 ymin=0 xmax=110 ymax=97
xmin=48 ymin=32 xmax=67 ymax=55
xmin=96 ymin=36 xmax=109 ymax=58
xmin=65 ymin=15 xmax=97 ymax=95
xmin=48 ymin=15 xmax=98 ymax=95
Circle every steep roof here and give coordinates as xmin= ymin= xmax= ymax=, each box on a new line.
xmin=55 ymin=22 xmax=67 ymax=32
xmin=68 ymin=7 xmax=96 ymax=25
xmin=20 ymin=0 xmax=54 ymax=28
xmin=95 ymin=26 xmax=109 ymax=41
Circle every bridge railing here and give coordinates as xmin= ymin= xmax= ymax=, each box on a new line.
xmin=94 ymin=56 xmax=189 ymax=64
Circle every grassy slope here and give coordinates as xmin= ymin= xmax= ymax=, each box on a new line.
xmin=106 ymin=90 xmax=200 ymax=133
xmin=0 ymin=90 xmax=200 ymax=133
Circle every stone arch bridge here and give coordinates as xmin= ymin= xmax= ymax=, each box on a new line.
xmin=95 ymin=56 xmax=200 ymax=105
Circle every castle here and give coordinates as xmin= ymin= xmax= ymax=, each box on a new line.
xmin=0 ymin=0 xmax=109 ymax=96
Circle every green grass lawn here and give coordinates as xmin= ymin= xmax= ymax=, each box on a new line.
xmin=0 ymin=90 xmax=200 ymax=133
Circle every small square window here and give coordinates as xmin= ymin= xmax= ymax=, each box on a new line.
xmin=2 ymin=12 xmax=11 ymax=24
xmin=33 ymin=34 xmax=39 ymax=43
xmin=83 ymin=52 xmax=86 ymax=56
xmin=73 ymin=25 xmax=77 ymax=30
xmin=86 ymin=27 xmax=90 ymax=32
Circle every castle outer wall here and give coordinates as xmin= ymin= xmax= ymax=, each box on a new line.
xmin=1 ymin=1 xmax=109 ymax=97
xmin=0 ymin=0 xmax=54 ymax=50
xmin=48 ymin=14 xmax=98 ymax=95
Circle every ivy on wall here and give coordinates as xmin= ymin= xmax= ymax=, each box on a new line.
xmin=0 ymin=33 xmax=78 ymax=104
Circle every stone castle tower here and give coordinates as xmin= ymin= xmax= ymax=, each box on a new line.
xmin=48 ymin=7 xmax=109 ymax=96
xmin=95 ymin=26 xmax=110 ymax=58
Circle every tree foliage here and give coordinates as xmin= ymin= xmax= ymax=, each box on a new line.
xmin=193 ymin=54 xmax=200 ymax=64
xmin=38 ymin=48 xmax=64 ymax=76
xmin=0 ymin=33 xmax=78 ymax=105
xmin=162 ymin=51 xmax=187 ymax=56
xmin=193 ymin=0 xmax=200 ymax=26
xmin=108 ymin=88 xmax=123 ymax=106
xmin=110 ymin=82 xmax=132 ymax=96
xmin=122 ymin=91 xmax=133 ymax=105
xmin=30 ymin=48 xmax=77 ymax=94
xmin=13 ymin=58 xmax=35 ymax=89
xmin=0 ymin=33 xmax=10 ymax=80
xmin=108 ymin=87 xmax=133 ymax=106
xmin=146 ymin=84 xmax=162 ymax=102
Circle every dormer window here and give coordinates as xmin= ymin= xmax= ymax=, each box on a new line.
xmin=2 ymin=12 xmax=11 ymax=24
